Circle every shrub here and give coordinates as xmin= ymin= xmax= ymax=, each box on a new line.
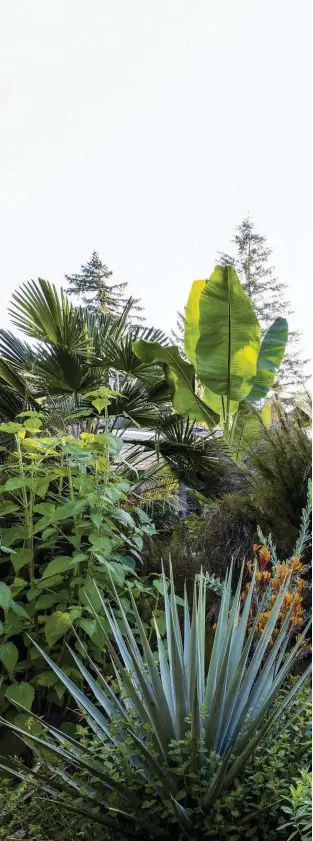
xmin=1 ymin=561 xmax=311 ymax=840
xmin=279 ymin=767 xmax=312 ymax=841
xmin=0 ymin=409 xmax=157 ymax=723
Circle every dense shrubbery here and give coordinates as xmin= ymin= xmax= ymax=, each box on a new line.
xmin=1 ymin=549 xmax=310 ymax=840
xmin=0 ymin=268 xmax=311 ymax=841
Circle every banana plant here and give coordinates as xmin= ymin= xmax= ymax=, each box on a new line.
xmin=134 ymin=266 xmax=288 ymax=439
xmin=1 ymin=564 xmax=310 ymax=839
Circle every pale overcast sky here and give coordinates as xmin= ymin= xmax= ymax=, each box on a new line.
xmin=0 ymin=0 xmax=311 ymax=354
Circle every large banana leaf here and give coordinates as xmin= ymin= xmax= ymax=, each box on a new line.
xmin=184 ymin=279 xmax=206 ymax=366
xmin=190 ymin=266 xmax=261 ymax=403
xmin=133 ymin=339 xmax=219 ymax=427
xmin=247 ymin=317 xmax=288 ymax=402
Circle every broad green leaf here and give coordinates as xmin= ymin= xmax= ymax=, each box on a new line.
xmin=14 ymin=712 xmax=43 ymax=735
xmin=10 ymin=578 xmax=27 ymax=598
xmin=133 ymin=339 xmax=219 ymax=427
xmin=153 ymin=579 xmax=170 ymax=596
xmin=41 ymin=555 xmax=83 ymax=580
xmin=0 ymin=641 xmax=18 ymax=677
xmin=23 ymin=418 xmax=43 ymax=431
xmin=0 ymin=502 xmax=20 ymax=517
xmin=184 ymin=279 xmax=206 ymax=366
xmin=52 ymin=500 xmax=89 ymax=522
xmin=202 ymin=385 xmax=239 ymax=419
xmin=88 ymin=534 xmax=113 ymax=555
xmin=5 ymin=681 xmax=35 ymax=710
xmin=4 ymin=477 xmax=29 ymax=491
xmin=261 ymin=401 xmax=272 ymax=427
xmin=10 ymin=600 xmax=30 ymax=619
xmin=196 ymin=266 xmax=260 ymax=401
xmin=91 ymin=398 xmax=106 ymax=414
xmin=11 ymin=548 xmax=33 ymax=573
xmin=90 ymin=512 xmax=103 ymax=529
xmin=0 ymin=526 xmax=24 ymax=546
xmin=0 ymin=422 xmax=23 ymax=434
xmin=78 ymin=618 xmax=106 ymax=650
xmin=247 ymin=317 xmax=288 ymax=402
xmin=45 ymin=611 xmax=71 ymax=647
xmin=79 ymin=578 xmax=104 ymax=613
xmin=36 ymin=670 xmax=59 ymax=687
xmin=0 ymin=582 xmax=11 ymax=612
xmin=35 ymin=593 xmax=60 ymax=610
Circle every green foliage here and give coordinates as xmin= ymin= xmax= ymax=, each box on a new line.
xmin=134 ymin=265 xmax=288 ymax=435
xmin=1 ymin=562 xmax=310 ymax=839
xmin=218 ymin=215 xmax=309 ymax=397
xmin=65 ymin=250 xmax=143 ymax=322
xmin=0 ymin=679 xmax=310 ymax=841
xmin=0 ymin=278 xmax=234 ymax=498
xmin=0 ymin=410 xmax=157 ymax=721
xmin=280 ymin=768 xmax=312 ymax=841
xmin=203 ymin=680 xmax=312 ymax=840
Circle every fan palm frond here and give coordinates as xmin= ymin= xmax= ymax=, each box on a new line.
xmin=32 ymin=346 xmax=105 ymax=397
xmin=0 ymin=330 xmax=36 ymax=372
xmin=9 ymin=279 xmax=89 ymax=352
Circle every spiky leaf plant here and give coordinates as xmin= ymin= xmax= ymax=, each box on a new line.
xmin=0 ymin=565 xmax=310 ymax=839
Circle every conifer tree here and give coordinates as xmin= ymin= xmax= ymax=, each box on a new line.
xmin=65 ymin=251 xmax=143 ymax=321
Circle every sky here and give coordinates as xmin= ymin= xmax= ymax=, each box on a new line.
xmin=0 ymin=0 xmax=311 ymax=356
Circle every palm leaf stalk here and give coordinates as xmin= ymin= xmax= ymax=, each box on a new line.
xmin=0 ymin=565 xmax=310 ymax=839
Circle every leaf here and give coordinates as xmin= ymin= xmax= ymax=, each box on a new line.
xmin=132 ymin=339 xmax=219 ymax=427
xmin=11 ymin=548 xmax=33 ymax=573
xmin=78 ymin=618 xmax=107 ymax=650
xmin=41 ymin=555 xmax=81 ymax=580
xmin=194 ymin=266 xmax=260 ymax=402
xmin=0 ymin=641 xmax=18 ymax=677
xmin=0 ymin=422 xmax=23 ymax=434
xmin=184 ymin=279 xmax=206 ymax=366
xmin=79 ymin=579 xmax=104 ymax=613
xmin=247 ymin=317 xmax=288 ymax=402
xmin=5 ymin=681 xmax=35 ymax=710
xmin=4 ymin=477 xmax=29 ymax=491
xmin=23 ymin=418 xmax=43 ymax=430
xmin=10 ymin=600 xmax=30 ymax=619
xmin=91 ymin=398 xmax=106 ymax=414
xmin=36 ymin=670 xmax=59 ymax=687
xmin=0 ymin=582 xmax=11 ymax=612
xmin=10 ymin=578 xmax=28 ymax=598
xmin=45 ymin=611 xmax=71 ymax=647
xmin=153 ymin=579 xmax=170 ymax=596
xmin=88 ymin=534 xmax=113 ymax=555
xmin=132 ymin=534 xmax=143 ymax=551
xmin=14 ymin=712 xmax=43 ymax=735
xmin=90 ymin=512 xmax=103 ymax=529
xmin=261 ymin=401 xmax=272 ymax=427
xmin=35 ymin=593 xmax=61 ymax=610
xmin=0 ymin=502 xmax=20 ymax=517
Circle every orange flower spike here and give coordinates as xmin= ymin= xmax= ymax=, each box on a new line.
xmin=259 ymin=546 xmax=271 ymax=569
xmin=288 ymin=557 xmax=304 ymax=573
xmin=297 ymin=578 xmax=305 ymax=592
